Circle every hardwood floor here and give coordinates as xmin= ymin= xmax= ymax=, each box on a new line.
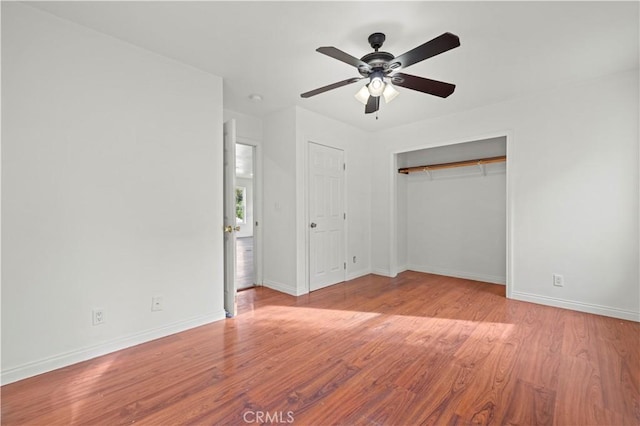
xmin=2 ymin=271 xmax=639 ymax=425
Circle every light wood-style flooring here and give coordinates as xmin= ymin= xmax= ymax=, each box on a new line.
xmin=2 ymin=271 xmax=639 ymax=425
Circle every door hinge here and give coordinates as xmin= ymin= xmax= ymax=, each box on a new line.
xmin=343 ymin=163 xmax=346 ymax=171
xmin=344 ymin=262 xmax=346 ymax=270
xmin=343 ymin=212 xmax=346 ymax=220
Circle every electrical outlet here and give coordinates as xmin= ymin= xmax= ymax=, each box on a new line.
xmin=92 ymin=308 xmax=105 ymax=326
xmin=151 ymin=296 xmax=164 ymax=311
xmin=553 ymin=274 xmax=564 ymax=287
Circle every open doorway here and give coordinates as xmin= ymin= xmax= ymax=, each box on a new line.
xmin=235 ymin=143 xmax=256 ymax=290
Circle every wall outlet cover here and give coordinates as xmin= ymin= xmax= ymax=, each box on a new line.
xmin=553 ymin=274 xmax=564 ymax=287
xmin=92 ymin=308 xmax=105 ymax=325
xmin=151 ymin=296 xmax=164 ymax=311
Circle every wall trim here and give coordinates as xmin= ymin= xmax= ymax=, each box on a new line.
xmin=347 ymin=268 xmax=372 ymax=281
xmin=263 ymin=280 xmax=304 ymax=296
xmin=371 ymin=268 xmax=394 ymax=278
xmin=408 ymin=264 xmax=506 ymax=285
xmin=396 ymin=264 xmax=409 ymax=274
xmin=1 ymin=311 xmax=226 ymax=385
xmin=511 ymin=291 xmax=640 ymax=322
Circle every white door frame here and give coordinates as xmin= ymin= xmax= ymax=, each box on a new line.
xmin=236 ymin=137 xmax=263 ymax=287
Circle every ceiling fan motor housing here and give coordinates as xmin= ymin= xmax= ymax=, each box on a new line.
xmin=359 ymin=51 xmax=395 ymax=77
xmin=357 ymin=33 xmax=397 ymax=78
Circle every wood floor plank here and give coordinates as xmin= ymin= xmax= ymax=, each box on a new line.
xmin=513 ymin=305 xmax=565 ymax=391
xmin=502 ymin=379 xmax=555 ymax=426
xmin=2 ymin=272 xmax=639 ymax=425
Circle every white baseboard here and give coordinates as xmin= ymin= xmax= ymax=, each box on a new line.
xmin=511 ymin=291 xmax=640 ymax=322
xmin=263 ymin=280 xmax=302 ymax=296
xmin=347 ymin=268 xmax=372 ymax=281
xmin=407 ymin=264 xmax=506 ymax=285
xmin=396 ymin=264 xmax=409 ymax=274
xmin=371 ymin=268 xmax=394 ymax=277
xmin=1 ymin=310 xmax=226 ymax=385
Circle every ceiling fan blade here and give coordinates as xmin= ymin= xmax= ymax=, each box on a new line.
xmin=391 ymin=32 xmax=460 ymax=70
xmin=317 ymin=47 xmax=371 ymax=71
xmin=300 ymin=77 xmax=363 ymax=98
xmin=391 ymin=73 xmax=456 ymax=98
xmin=365 ymin=96 xmax=379 ymax=114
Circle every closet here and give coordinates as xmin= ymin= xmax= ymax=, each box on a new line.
xmin=396 ymin=137 xmax=507 ymax=284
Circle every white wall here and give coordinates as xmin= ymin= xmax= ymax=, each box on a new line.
xmin=223 ymin=109 xmax=262 ymax=143
xmin=260 ymin=106 xmax=372 ymax=296
xmin=396 ymin=170 xmax=408 ymax=273
xmin=262 ymin=108 xmax=298 ymax=294
xmin=1 ymin=4 xmax=225 ymax=384
xmin=406 ymin=164 xmax=507 ymax=284
xmin=371 ymin=69 xmax=639 ymax=321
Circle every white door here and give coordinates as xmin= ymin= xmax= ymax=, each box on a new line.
xmin=223 ymin=119 xmax=237 ymax=317
xmin=309 ymin=142 xmax=345 ymax=291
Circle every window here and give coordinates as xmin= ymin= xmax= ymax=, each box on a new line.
xmin=235 ymin=187 xmax=246 ymax=224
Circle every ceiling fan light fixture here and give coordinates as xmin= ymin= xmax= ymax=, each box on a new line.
xmin=382 ymin=83 xmax=399 ymax=103
xmin=354 ymin=85 xmax=370 ymax=105
xmin=367 ymin=71 xmax=385 ymax=97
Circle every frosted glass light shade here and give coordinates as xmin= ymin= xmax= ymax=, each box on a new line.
xmin=368 ymin=76 xmax=385 ymax=97
xmin=354 ymin=85 xmax=370 ymax=105
xmin=382 ymin=84 xmax=399 ymax=103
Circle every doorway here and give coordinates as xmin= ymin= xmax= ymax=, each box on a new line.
xmin=235 ymin=143 xmax=256 ymax=290
xmin=223 ymin=119 xmax=261 ymax=317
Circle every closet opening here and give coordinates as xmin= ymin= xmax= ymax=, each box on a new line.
xmin=395 ymin=136 xmax=509 ymax=291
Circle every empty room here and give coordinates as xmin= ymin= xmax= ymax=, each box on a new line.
xmin=2 ymin=1 xmax=638 ymax=425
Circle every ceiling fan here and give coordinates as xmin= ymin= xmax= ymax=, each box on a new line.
xmin=300 ymin=32 xmax=460 ymax=115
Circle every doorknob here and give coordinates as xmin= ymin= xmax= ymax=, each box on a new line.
xmin=224 ymin=225 xmax=242 ymax=233
xmin=310 ymin=222 xmax=317 ymax=228
xmin=234 ymin=226 xmax=241 ymax=231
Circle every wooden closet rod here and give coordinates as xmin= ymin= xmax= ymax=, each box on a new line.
xmin=398 ymin=155 xmax=506 ymax=174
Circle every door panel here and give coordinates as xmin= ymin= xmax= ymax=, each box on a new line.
xmin=223 ymin=120 xmax=237 ymax=317
xmin=309 ymin=142 xmax=345 ymax=291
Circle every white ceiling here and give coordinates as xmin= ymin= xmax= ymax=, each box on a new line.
xmin=28 ymin=1 xmax=639 ymax=132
